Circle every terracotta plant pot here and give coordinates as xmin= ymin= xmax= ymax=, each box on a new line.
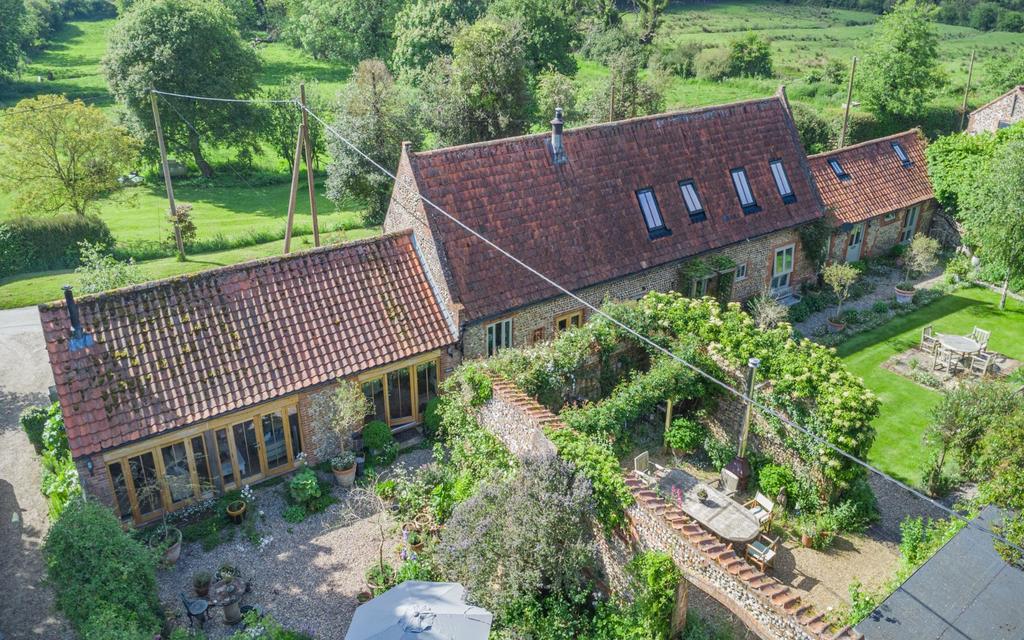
xmin=161 ymin=526 xmax=182 ymax=564
xmin=801 ymin=533 xmax=814 ymax=548
xmin=333 ymin=463 xmax=357 ymax=488
xmin=826 ymin=317 xmax=846 ymax=333
xmin=227 ymin=500 xmax=247 ymax=525
xmin=895 ymin=286 xmax=915 ymax=304
xmin=413 ymin=512 xmax=431 ymax=531
xmin=356 ymin=590 xmax=373 ymax=604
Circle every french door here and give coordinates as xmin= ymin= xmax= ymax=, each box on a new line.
xmin=770 ymin=245 xmax=795 ymax=294
xmin=361 ymin=358 xmax=440 ymax=429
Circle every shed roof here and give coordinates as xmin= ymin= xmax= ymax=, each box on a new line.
xmin=407 ymin=90 xmax=825 ymax=323
xmin=40 ymin=231 xmax=455 ymax=457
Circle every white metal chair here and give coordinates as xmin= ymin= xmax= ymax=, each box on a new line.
xmin=745 ymin=534 xmax=779 ymax=572
xmin=743 ymin=491 xmax=775 ymax=531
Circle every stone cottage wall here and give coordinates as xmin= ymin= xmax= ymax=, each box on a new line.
xmin=827 ymin=201 xmax=936 ymax=264
xmin=967 ymin=89 xmax=1024 ymax=134
xmin=477 ymin=376 xmax=861 ymax=640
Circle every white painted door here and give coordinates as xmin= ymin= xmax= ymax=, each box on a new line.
xmin=846 ymin=223 xmax=864 ymax=262
xmin=770 ymin=245 xmax=795 ymax=294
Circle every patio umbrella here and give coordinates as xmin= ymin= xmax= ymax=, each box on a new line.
xmin=344 ymin=581 xmax=493 ymax=640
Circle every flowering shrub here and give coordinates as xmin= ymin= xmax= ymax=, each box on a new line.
xmin=545 ymin=427 xmax=634 ymax=531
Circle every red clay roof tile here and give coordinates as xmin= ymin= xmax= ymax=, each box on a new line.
xmin=39 ymin=231 xmax=454 ymax=458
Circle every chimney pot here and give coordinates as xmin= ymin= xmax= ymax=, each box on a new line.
xmin=550 ymin=107 xmax=566 ymax=165
xmin=63 ymin=286 xmax=93 ymax=351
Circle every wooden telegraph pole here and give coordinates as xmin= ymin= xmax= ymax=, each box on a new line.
xmin=283 ymin=83 xmax=321 ymax=254
xmin=839 ymin=56 xmax=858 ymax=150
xmin=150 ymin=92 xmax=186 ymax=261
xmin=960 ymin=49 xmax=976 ymax=131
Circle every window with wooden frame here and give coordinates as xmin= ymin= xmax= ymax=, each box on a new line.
xmin=555 ymin=309 xmax=584 ymax=333
xmin=486 ymin=318 xmax=513 ymax=356
xmin=530 ymin=327 xmax=546 ymax=345
xmin=734 ymin=263 xmax=748 ymax=282
xmin=360 ymin=355 xmax=442 ymax=428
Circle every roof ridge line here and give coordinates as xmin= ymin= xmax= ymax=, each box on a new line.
xmin=807 ymin=128 xmax=923 ymax=159
xmin=411 ymin=94 xmax=785 ymax=158
xmin=38 ymin=229 xmax=411 ymax=310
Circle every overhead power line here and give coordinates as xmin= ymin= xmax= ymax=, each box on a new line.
xmin=147 ymin=89 xmax=1023 ymax=556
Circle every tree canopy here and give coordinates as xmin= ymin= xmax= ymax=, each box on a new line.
xmin=0 ymin=95 xmax=139 ymax=216
xmin=486 ymin=0 xmax=580 ymax=75
xmin=326 ymin=60 xmax=423 ymax=227
xmin=860 ymin=0 xmax=944 ymax=120
xmin=391 ymin=0 xmax=488 ymax=79
xmin=103 ymin=0 xmax=261 ymax=177
xmin=288 ymin=0 xmax=403 ymax=62
xmin=0 ymin=0 xmax=24 ymax=76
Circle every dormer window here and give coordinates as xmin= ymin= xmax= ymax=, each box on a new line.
xmin=730 ymin=168 xmax=760 ymax=214
xmin=769 ymin=160 xmax=796 ymax=204
xmin=678 ymin=180 xmax=706 ymax=223
xmin=636 ymin=188 xmax=671 ymax=239
xmin=891 ymin=141 xmax=912 ymax=167
xmin=829 ymin=159 xmax=850 ymax=180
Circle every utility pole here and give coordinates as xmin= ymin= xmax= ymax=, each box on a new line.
xmin=839 ymin=56 xmax=857 ymax=150
xmin=150 ymin=91 xmax=185 ymax=261
xmin=960 ymin=49 xmax=976 ymax=131
xmin=299 ymin=83 xmax=320 ymax=248
xmin=609 ymin=80 xmax=616 ymax=122
xmin=283 ymin=110 xmax=304 ymax=254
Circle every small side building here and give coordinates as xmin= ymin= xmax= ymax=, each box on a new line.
xmin=809 ymin=130 xmax=936 ymax=264
xmin=967 ymin=85 xmax=1024 ymax=134
xmin=856 ymin=506 xmax=1024 ymax=640
xmin=40 ymin=232 xmax=455 ymax=525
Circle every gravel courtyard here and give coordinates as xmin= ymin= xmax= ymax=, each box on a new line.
xmin=157 ymin=449 xmax=433 ymax=640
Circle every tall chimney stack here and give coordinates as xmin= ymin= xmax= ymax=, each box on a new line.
xmin=550 ymin=107 xmax=567 ymax=165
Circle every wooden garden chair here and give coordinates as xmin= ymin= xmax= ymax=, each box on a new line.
xmin=745 ymin=534 xmax=779 ymax=572
xmin=970 ymin=352 xmax=994 ymax=378
xmin=921 ymin=325 xmax=938 ymax=352
xmin=971 ymin=327 xmax=991 ymax=352
xmin=743 ymin=492 xmax=776 ymax=531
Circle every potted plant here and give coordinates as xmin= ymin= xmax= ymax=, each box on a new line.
xmin=407 ymin=529 xmax=424 ymax=552
xmin=365 ymin=561 xmax=396 ymax=595
xmin=227 ymin=498 xmax=247 ymax=524
xmin=356 ymin=589 xmax=373 ymax=604
xmin=896 ymin=234 xmax=940 ymax=304
xmin=193 ymin=571 xmax=212 ymax=597
xmin=413 ymin=511 xmax=432 ymax=531
xmin=332 ymin=452 xmax=357 ymax=488
xmin=797 ymin=517 xmax=818 ymax=548
xmin=823 ymin=262 xmax=859 ymax=332
xmin=217 ymin=563 xmax=241 ymax=582
xmin=156 ymin=524 xmax=182 ymax=564
xmin=696 ymin=487 xmax=709 ymax=503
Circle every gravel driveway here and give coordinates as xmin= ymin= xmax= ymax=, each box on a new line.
xmin=0 ymin=307 xmax=74 ymax=640
xmin=157 ymin=449 xmax=434 ymax=639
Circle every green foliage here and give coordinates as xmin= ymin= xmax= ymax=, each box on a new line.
xmin=362 ymin=419 xmax=394 ymax=451
xmin=486 ymin=0 xmax=579 ymax=75
xmin=757 ymin=463 xmax=797 ymax=500
xmin=78 ymin=604 xmax=155 ymax=640
xmin=44 ymin=499 xmax=161 ymax=635
xmin=0 ymin=0 xmax=23 ymax=76
xmin=225 ymin=611 xmax=314 ymax=639
xmin=421 ymin=17 xmax=532 ymax=146
xmin=823 ymin=262 xmax=860 ymax=318
xmin=535 ymin=70 xmax=579 ymax=124
xmin=791 ymin=102 xmax=835 ymax=155
xmin=973 ymin=408 xmax=1024 ymax=561
xmin=703 ymin=435 xmax=737 ymax=471
xmin=75 ymin=241 xmax=143 ymax=294
xmin=288 ymin=468 xmax=322 ymax=509
xmin=28 ymin=402 xmax=80 ymax=519
xmin=727 ymin=32 xmax=773 ymax=78
xmin=326 ymin=59 xmax=423 ymax=227
xmin=391 ymin=0 xmax=487 ymax=78
xmin=650 ymin=40 xmax=706 ymax=79
xmin=623 ymin=552 xmax=681 ymax=639
xmin=860 ymin=0 xmax=944 ymax=119
xmin=282 ymin=505 xmax=307 ymax=523
xmin=20 ymin=404 xmax=50 ymax=453
xmin=104 ymin=0 xmax=262 ymax=177
xmin=694 ymin=47 xmax=733 ymax=81
xmin=286 ymin=0 xmax=402 ymax=62
xmin=969 ymin=1 xmax=1002 ymax=29
xmin=664 ymin=416 xmax=706 ymax=452
xmin=545 ymin=426 xmax=634 ymax=531
xmin=395 ymin=556 xmax=438 ymax=583
xmin=422 ymin=397 xmax=442 ymax=439
xmin=0 ymin=214 xmax=114 ymax=278
xmin=583 ymin=51 xmax=664 ymax=123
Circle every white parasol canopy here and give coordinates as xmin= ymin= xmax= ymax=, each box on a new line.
xmin=344 ymin=581 xmax=493 ymax=640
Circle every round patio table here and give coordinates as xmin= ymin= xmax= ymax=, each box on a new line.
xmin=938 ymin=334 xmax=981 ymax=354
xmin=208 ymin=578 xmax=244 ymax=624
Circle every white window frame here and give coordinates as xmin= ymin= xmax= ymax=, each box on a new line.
xmin=486 ymin=318 xmax=512 ymax=356
xmin=900 ymin=205 xmax=920 ymax=244
xmin=730 ymin=168 xmax=758 ymax=212
xmin=769 ymin=160 xmax=795 ymax=202
xmin=678 ymin=180 xmax=706 ymax=222
xmin=771 ymin=245 xmax=795 ymax=293
xmin=734 ymin=263 xmax=747 ymax=282
xmin=636 ymin=188 xmax=668 ymax=236
xmin=883 ymin=211 xmax=897 ymax=222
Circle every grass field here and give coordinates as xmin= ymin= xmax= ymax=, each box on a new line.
xmin=0 ymin=226 xmax=379 ymax=309
xmin=837 ymin=286 xmax=1024 ymax=486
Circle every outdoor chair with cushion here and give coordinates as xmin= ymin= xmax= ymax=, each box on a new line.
xmin=745 ymin=534 xmax=779 ymax=572
xmin=180 ymin=592 xmax=209 ymax=629
xmin=743 ymin=492 xmax=775 ymax=531
xmin=921 ymin=325 xmax=938 ymax=351
xmin=970 ymin=352 xmax=994 ymax=377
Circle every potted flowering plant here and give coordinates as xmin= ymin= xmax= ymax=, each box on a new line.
xmin=332 ymin=452 xmax=357 ymax=488
xmin=406 ymin=528 xmax=424 ymax=552
xmin=896 ymin=234 xmax=939 ymax=304
xmin=227 ymin=484 xmax=255 ymax=525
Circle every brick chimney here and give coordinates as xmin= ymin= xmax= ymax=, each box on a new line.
xmin=550 ymin=107 xmax=567 ymax=165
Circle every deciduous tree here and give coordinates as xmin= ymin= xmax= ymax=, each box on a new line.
xmin=0 ymin=0 xmax=24 ymax=76
xmin=288 ymin=0 xmax=402 ymax=62
xmin=0 ymin=95 xmax=139 ymax=216
xmin=391 ymin=0 xmax=488 ymax=79
xmin=103 ymin=0 xmax=261 ymax=178
xmin=583 ymin=51 xmax=664 ymax=123
xmin=326 ymin=60 xmax=423 ymax=227
xmin=860 ymin=0 xmax=944 ymax=120
xmin=487 ymin=0 xmax=580 ymax=74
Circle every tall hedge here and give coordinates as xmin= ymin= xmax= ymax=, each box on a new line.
xmin=43 ymin=499 xmax=161 ymax=635
xmin=0 ymin=214 xmax=113 ymax=278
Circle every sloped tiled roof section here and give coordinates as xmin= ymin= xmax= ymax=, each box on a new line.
xmin=809 ymin=129 xmax=934 ymax=226
xmin=408 ymin=93 xmax=824 ymax=323
xmin=39 ymin=231 xmax=455 ymax=457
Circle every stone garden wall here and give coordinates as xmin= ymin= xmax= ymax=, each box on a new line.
xmin=477 ymin=375 xmax=862 ymax=640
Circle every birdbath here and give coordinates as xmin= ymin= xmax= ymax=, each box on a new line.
xmin=209 ymin=578 xmax=243 ymax=624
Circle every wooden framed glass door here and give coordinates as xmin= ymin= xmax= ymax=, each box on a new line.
xmin=160 ymin=441 xmax=193 ymax=506
xmin=232 ymin=420 xmax=263 ymax=483
xmin=261 ymin=411 xmax=290 ymax=471
xmin=387 ymin=367 xmax=414 ymax=425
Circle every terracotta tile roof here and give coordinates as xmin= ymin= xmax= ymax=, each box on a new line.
xmin=39 ymin=231 xmax=455 ymax=457
xmin=406 ymin=92 xmax=824 ymax=323
xmin=808 ymin=129 xmax=934 ymax=226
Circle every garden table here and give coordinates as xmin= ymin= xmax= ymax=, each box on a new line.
xmin=208 ymin=578 xmax=244 ymax=624
xmin=937 ymin=334 xmax=982 ymax=374
xmin=656 ymin=469 xmax=760 ymax=544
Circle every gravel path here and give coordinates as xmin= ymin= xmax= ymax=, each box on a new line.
xmin=158 ymin=448 xmax=434 ymax=639
xmin=0 ymin=307 xmax=74 ymax=640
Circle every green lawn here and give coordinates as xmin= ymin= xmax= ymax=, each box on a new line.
xmin=0 ymin=226 xmax=380 ymax=309
xmin=836 ymin=286 xmax=1024 ymax=486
